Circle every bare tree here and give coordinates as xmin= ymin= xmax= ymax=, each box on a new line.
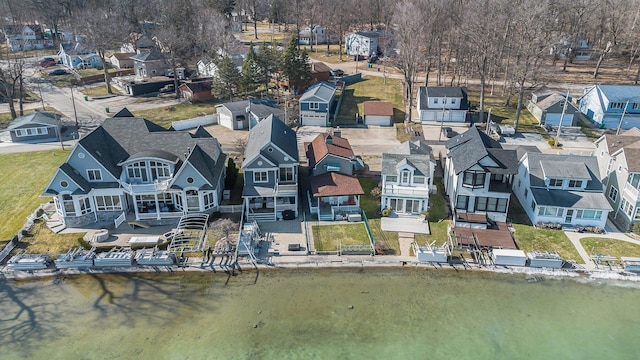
xmin=0 ymin=60 xmax=26 ymax=120
xmin=392 ymin=0 xmax=425 ymax=123
xmin=592 ymin=0 xmax=635 ymax=79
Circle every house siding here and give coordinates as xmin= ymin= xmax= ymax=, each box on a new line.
xmin=9 ymin=125 xmax=58 ymax=142
xmin=313 ymin=155 xmax=352 ymax=176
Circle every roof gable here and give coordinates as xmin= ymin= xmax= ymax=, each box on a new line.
xmin=300 ymin=82 xmax=336 ymax=103
xmin=243 ymin=115 xmax=298 ymax=168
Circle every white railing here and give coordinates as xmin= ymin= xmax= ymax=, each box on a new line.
xmin=383 ymin=185 xmax=430 ymax=197
xmin=275 ymin=183 xmax=298 ymax=194
xmin=218 ymin=204 xmax=244 ymax=213
xmin=114 ymin=212 xmax=126 ymax=228
xmin=121 ymin=179 xmax=171 ymax=194
xmin=624 ymin=182 xmax=640 ymax=202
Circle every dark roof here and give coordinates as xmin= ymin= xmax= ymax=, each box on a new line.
xmin=125 ymin=149 xmax=180 ymax=163
xmin=525 ymin=152 xmax=603 ymax=190
xmin=446 ymin=126 xmax=518 ymax=174
xmin=219 ymin=98 xmax=278 ymax=113
xmin=300 ymin=81 xmax=336 ymax=103
xmin=306 ymin=133 xmax=354 ymax=168
xmin=353 ymin=31 xmax=381 ymax=38
xmin=601 ymin=128 xmax=640 ymax=171
xmin=75 ymin=117 xmax=223 ymax=186
xmin=418 ymin=86 xmax=469 ymax=111
xmin=363 ymin=101 xmax=394 ymax=116
xmin=311 ymin=62 xmax=331 ymax=74
xmin=310 ymin=172 xmax=364 ymax=197
xmin=530 ymin=188 xmax=612 ymax=210
xmin=243 ymin=115 xmax=298 ymax=168
xmin=193 ymin=126 xmax=212 ymax=138
xmin=382 ymin=140 xmax=434 ymax=176
xmin=131 ymin=48 xmax=166 ymax=62
xmin=8 ymin=111 xmax=60 ymax=130
xmin=112 ymin=108 xmax=135 ymax=118
xmin=180 ymin=81 xmax=212 ymax=93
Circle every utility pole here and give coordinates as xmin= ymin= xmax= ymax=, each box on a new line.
xmin=554 ymin=90 xmax=570 ymax=147
xmin=37 ymin=80 xmax=45 ymax=110
xmin=57 ymin=116 xmax=65 ymax=150
xmin=616 ymin=100 xmax=630 ymax=135
xmin=70 ymin=84 xmax=79 ymax=128
xmin=438 ymin=96 xmax=447 ymax=142
xmin=485 ymin=108 xmax=492 ymax=135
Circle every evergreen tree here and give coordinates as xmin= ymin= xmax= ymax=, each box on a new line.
xmin=240 ymin=44 xmax=261 ymax=94
xmin=282 ymin=36 xmax=311 ymax=93
xmin=213 ymin=55 xmax=241 ymax=101
xmin=256 ymin=42 xmax=281 ymax=90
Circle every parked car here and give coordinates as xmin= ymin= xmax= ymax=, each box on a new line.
xmin=38 ymin=57 xmax=56 ymax=67
xmin=367 ymin=55 xmax=378 ymax=63
xmin=48 ymin=69 xmax=68 ymax=76
xmin=330 ymin=69 xmax=344 ymax=77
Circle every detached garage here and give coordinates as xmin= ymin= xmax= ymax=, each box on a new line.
xmin=363 ymin=101 xmax=393 ymax=126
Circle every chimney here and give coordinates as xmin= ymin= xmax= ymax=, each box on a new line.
xmin=333 ymin=126 xmax=341 ymax=138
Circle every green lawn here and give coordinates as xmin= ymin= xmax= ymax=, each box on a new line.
xmin=428 ymin=178 xmax=447 ymax=221
xmin=337 ymin=76 xmax=404 ymax=125
xmin=368 ymin=218 xmax=400 ymax=255
xmin=358 ymin=177 xmax=380 ymax=218
xmin=512 ymin=224 xmax=582 ymax=263
xmin=133 ymin=103 xmax=220 ymax=128
xmin=580 ymin=237 xmax=640 ymax=259
xmin=312 ymin=223 xmax=371 ymax=251
xmin=0 ymin=106 xmax=59 ymax=130
xmin=0 ymin=149 xmax=68 ymax=241
xmin=415 ymin=221 xmax=450 ymax=247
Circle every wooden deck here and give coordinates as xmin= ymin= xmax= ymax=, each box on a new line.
xmin=453 ymin=222 xmax=517 ymax=249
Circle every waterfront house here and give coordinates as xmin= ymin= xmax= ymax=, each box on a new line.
xmin=513 ymin=152 xmax=611 ymax=228
xmin=594 ymin=128 xmax=640 ymax=230
xmin=242 ymin=115 xmax=299 ymax=222
xmin=380 ymin=140 xmax=435 ymax=215
xmin=306 ymin=131 xmax=364 ymax=220
xmin=43 ymin=110 xmax=226 ymax=228
xmin=444 ymin=126 xmax=518 ymax=223
xmin=416 ymin=86 xmax=469 ymax=123
xmin=579 ymin=84 xmax=640 ymax=129
xmin=8 ymin=111 xmax=61 ymax=143
xmin=299 ymin=81 xmax=336 ymax=127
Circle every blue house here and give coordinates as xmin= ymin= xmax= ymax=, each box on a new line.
xmin=242 ymin=115 xmax=299 ymax=222
xmin=43 ymin=110 xmax=226 ymax=229
xmin=299 ymin=81 xmax=336 ymax=127
xmin=57 ymin=43 xmax=91 ymax=68
xmin=579 ymin=85 xmax=640 ymax=129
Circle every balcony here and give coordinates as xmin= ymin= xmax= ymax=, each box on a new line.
xmin=121 ymin=179 xmax=170 ymax=194
xmin=383 ymin=184 xmax=430 ymax=197
xmin=624 ymin=182 xmax=640 ymax=202
xmin=275 ymin=182 xmax=298 ymax=195
xmin=488 ymin=181 xmax=511 ymax=193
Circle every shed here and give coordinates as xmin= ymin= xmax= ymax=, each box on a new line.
xmin=8 ymin=111 xmax=61 ymax=143
xmin=179 ymin=81 xmax=213 ymax=102
xmin=363 ymin=101 xmax=393 ymax=126
xmin=310 ymin=62 xmax=331 ymax=83
xmin=492 ymin=249 xmax=527 ymax=267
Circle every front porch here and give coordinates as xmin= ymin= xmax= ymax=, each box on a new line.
xmin=308 ymin=192 xmax=361 ymax=221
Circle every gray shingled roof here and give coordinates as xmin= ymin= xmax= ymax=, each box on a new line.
xmin=300 ymin=81 xmax=336 ymax=103
xmin=381 ymin=140 xmax=434 ymax=176
xmin=131 ymin=48 xmax=166 ymax=62
xmin=446 ymin=126 xmax=518 ymax=174
xmin=75 ymin=117 xmax=223 ymax=187
xmin=531 ymin=188 xmax=612 ymax=210
xmin=243 ymin=114 xmax=298 ymax=168
xmin=8 ymin=111 xmax=60 ymax=130
xmin=526 ymin=152 xmax=602 ymax=190
xmin=540 ymin=160 xmax=590 ymax=179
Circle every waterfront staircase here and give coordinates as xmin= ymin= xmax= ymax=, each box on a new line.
xmin=45 ymin=212 xmax=66 ymax=234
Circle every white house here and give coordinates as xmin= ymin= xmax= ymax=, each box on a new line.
xmin=444 ymin=126 xmax=518 ymax=223
xmin=345 ymin=31 xmax=380 ymax=58
xmin=594 ymin=128 xmax=640 ymax=231
xmin=381 ymin=140 xmax=435 ymax=215
xmin=579 ymin=84 xmax=640 ymax=129
xmin=299 ymin=25 xmax=327 ymax=45
xmin=3 ymin=24 xmax=54 ymax=51
xmin=216 ymin=99 xmax=283 ymax=130
xmin=417 ymin=86 xmax=469 ymax=123
xmin=513 ymin=152 xmax=612 ymax=228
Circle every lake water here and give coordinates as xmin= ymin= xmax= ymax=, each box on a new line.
xmin=0 ymin=268 xmax=639 ymax=360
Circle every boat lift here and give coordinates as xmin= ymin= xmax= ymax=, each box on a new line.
xmin=54 ymin=247 xmax=96 ymax=268
xmin=6 ymin=250 xmax=49 ymax=271
xmin=167 ymin=214 xmax=210 ymax=254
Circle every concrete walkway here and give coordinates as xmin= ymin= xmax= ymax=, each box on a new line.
xmin=563 ymin=223 xmax=640 ymax=269
xmin=398 ymin=232 xmax=414 ymax=257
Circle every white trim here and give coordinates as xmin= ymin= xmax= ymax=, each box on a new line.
xmin=254 ymin=171 xmax=268 ymax=183
xmin=87 ymin=169 xmax=103 ymax=181
xmin=171 ymin=160 xmax=213 ymax=187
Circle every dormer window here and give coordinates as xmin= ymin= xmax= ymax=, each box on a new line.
xmin=400 ymin=171 xmax=410 ymax=184
xmin=548 ymin=178 xmax=563 ymax=187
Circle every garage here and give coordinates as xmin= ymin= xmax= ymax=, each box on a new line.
xmin=301 ymin=111 xmax=328 ymax=126
xmin=363 ymin=101 xmax=393 ymax=126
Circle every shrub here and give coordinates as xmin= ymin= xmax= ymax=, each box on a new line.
xmin=633 ymin=222 xmax=640 ymax=235
xmin=370 ymin=186 xmax=382 ymax=200
xmin=36 ymin=208 xmax=45 ymax=218
xmin=381 ymin=208 xmax=391 ymax=217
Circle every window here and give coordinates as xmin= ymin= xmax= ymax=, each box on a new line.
xmin=627 ymin=173 xmax=640 ymax=189
xmin=386 ymin=176 xmax=397 ymax=183
xmin=538 ymin=206 xmax=562 ymax=217
xmin=456 ymin=195 xmax=468 ymax=210
xmin=548 ymin=178 xmax=563 ymax=187
xmin=186 ymin=190 xmax=200 ymax=212
xmin=413 ymin=176 xmax=425 ymax=184
xmin=87 ymin=169 xmax=102 ymax=181
xmin=531 ymin=200 xmax=536 ymax=211
xmin=463 ymin=171 xmax=485 ymax=188
xmin=434 ymin=98 xmax=439 ymax=104
xmin=475 ymin=197 xmax=488 ymax=211
xmin=127 ymin=161 xmax=148 ymax=182
xmin=326 ymin=163 xmax=341 ymax=172
xmin=621 ymin=198 xmax=634 ymax=218
xmin=14 ymin=126 xmax=48 ymax=137
xmin=568 ymin=180 xmax=583 ymax=188
xmin=203 ymin=191 xmax=215 ymax=210
xmin=187 ymin=177 xmax=194 ymax=184
xmin=518 ymin=179 xmax=522 ymax=188
xmin=451 ymin=98 xmax=457 ymax=104
xmin=60 ymin=181 xmax=68 ymax=188
xmin=576 ymin=209 xmax=602 ymax=220
xmin=95 ymin=195 xmax=122 ymax=211
xmin=524 ymin=189 xmax=528 ymax=198
xmin=149 ymin=161 xmax=171 ymax=180
xmin=401 ymin=171 xmax=410 ymax=184
xmin=633 ymin=103 xmax=640 ymax=110
xmin=62 ymin=194 xmax=75 ymax=215
xmin=309 ymin=102 xmax=319 ymax=110
xmin=78 ymin=196 xmax=92 ymax=215
xmin=254 ymin=171 xmax=268 ymax=183
xmin=608 ymin=187 xmax=618 ymax=202
xmin=279 ymin=167 xmax=294 ymax=182
xmin=635 ymin=208 xmax=640 ymax=220
xmin=600 ymin=150 xmax=604 ymax=157
xmin=610 ymin=102 xmax=623 ymax=109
